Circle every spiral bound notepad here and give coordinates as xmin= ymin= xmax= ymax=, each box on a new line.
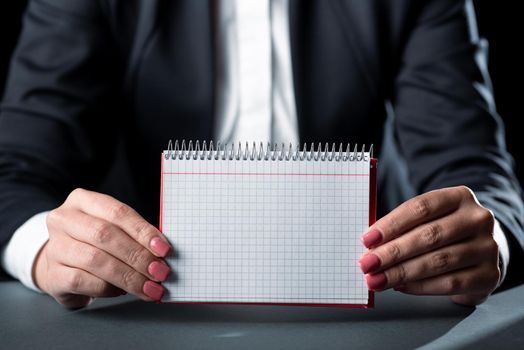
xmin=160 ymin=141 xmax=377 ymax=307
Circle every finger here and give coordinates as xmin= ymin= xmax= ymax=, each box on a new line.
xmin=449 ymin=293 xmax=489 ymax=306
xmin=56 ymin=295 xmax=94 ymax=310
xmin=392 ymin=264 xmax=499 ymax=296
xmin=55 ymin=209 xmax=170 ymax=283
xmin=48 ymin=266 xmax=124 ymax=309
xmin=360 ymin=211 xmax=478 ymax=274
xmin=51 ymin=265 xmax=125 ymax=299
xmin=364 ymin=238 xmax=484 ymax=291
xmin=361 ymin=186 xmax=472 ymax=248
xmin=52 ymin=235 xmax=165 ymax=301
xmin=67 ymin=189 xmax=171 ymax=257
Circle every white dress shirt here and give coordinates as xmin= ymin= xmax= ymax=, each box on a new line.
xmin=0 ymin=0 xmax=510 ymax=292
xmin=214 ymin=0 xmax=298 ymax=144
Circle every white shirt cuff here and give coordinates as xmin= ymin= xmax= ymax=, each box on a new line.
xmin=0 ymin=211 xmax=50 ymax=293
xmin=492 ymin=218 xmax=510 ymax=287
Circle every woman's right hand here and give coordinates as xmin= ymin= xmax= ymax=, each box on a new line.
xmin=33 ymin=188 xmax=172 ymax=309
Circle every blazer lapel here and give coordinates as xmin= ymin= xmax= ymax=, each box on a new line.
xmin=290 ymin=0 xmax=381 ymax=101
xmin=328 ymin=0 xmax=380 ymax=100
xmin=125 ymin=0 xmax=169 ymax=88
xmin=125 ymin=0 xmax=216 ymax=139
xmin=289 ymin=0 xmax=382 ymax=142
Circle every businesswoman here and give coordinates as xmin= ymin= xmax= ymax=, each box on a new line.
xmin=1 ymin=0 xmax=522 ymax=308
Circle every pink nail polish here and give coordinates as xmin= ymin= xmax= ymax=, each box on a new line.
xmin=359 ymin=254 xmax=381 ymax=274
xmin=150 ymin=237 xmax=170 ymax=257
xmin=366 ymin=273 xmax=387 ymax=291
xmin=143 ymin=281 xmax=165 ymax=300
xmin=148 ymin=261 xmax=171 ymax=282
xmin=362 ymin=228 xmax=383 ymax=248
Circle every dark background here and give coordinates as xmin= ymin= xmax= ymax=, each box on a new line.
xmin=1 ymin=1 xmax=522 ymax=184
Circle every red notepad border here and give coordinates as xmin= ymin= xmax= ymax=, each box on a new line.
xmin=159 ymin=155 xmax=378 ymax=308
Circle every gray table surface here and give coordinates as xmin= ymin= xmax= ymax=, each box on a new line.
xmin=1 ymin=281 xmax=523 ymax=350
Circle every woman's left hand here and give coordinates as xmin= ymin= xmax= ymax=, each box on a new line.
xmin=359 ymin=186 xmax=501 ymax=306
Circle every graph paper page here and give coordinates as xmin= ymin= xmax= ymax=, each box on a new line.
xmin=161 ymin=153 xmax=371 ymax=305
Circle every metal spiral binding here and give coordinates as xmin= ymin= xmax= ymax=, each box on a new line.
xmin=165 ymin=140 xmax=373 ymax=161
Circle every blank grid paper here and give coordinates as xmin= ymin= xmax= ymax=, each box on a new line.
xmin=161 ymin=153 xmax=371 ymax=305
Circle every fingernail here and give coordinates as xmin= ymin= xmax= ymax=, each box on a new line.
xmin=359 ymin=254 xmax=381 ymax=274
xmin=148 ymin=261 xmax=171 ymax=282
xmin=362 ymin=228 xmax=383 ymax=248
xmin=143 ymin=281 xmax=165 ymax=300
xmin=150 ymin=237 xmax=170 ymax=257
xmin=366 ymin=273 xmax=387 ymax=291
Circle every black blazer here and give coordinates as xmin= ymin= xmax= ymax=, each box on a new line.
xmin=1 ymin=0 xmax=523 ymax=281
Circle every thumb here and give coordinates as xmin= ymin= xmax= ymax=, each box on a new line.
xmin=449 ymin=293 xmax=488 ymax=306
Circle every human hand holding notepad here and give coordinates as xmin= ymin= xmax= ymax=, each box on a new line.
xmin=160 ymin=141 xmax=377 ymax=307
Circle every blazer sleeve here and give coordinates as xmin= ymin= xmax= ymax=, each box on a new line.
xmin=392 ymin=0 xmax=524 ymax=283
xmin=0 ymin=0 xmax=122 ymax=248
